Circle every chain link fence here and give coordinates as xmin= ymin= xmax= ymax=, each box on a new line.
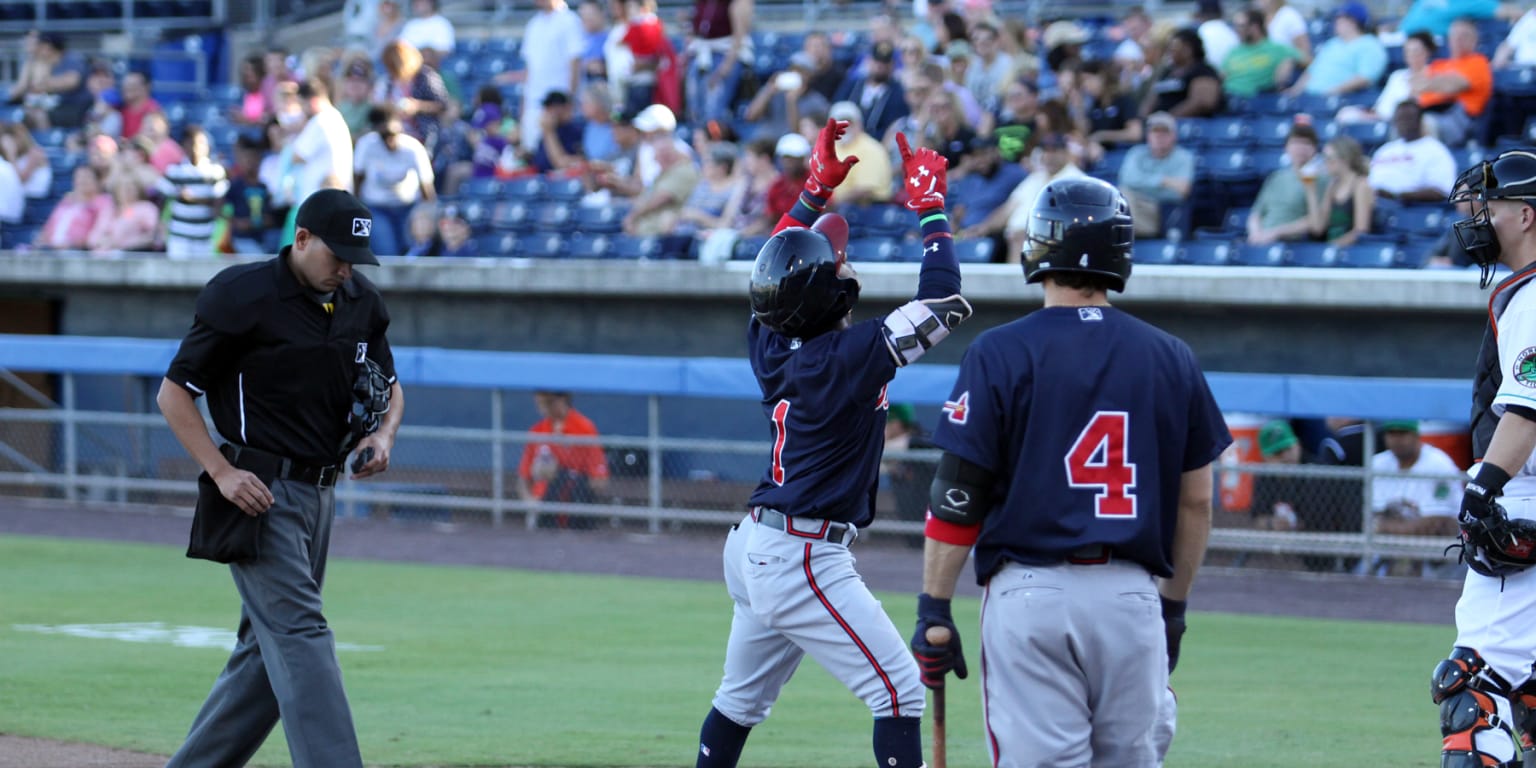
xmin=0 ymin=371 xmax=1475 ymax=575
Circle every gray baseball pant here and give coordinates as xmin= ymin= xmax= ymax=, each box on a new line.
xmin=165 ymin=479 xmax=363 ymax=768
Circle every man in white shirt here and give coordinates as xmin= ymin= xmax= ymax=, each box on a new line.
xmin=1195 ymin=0 xmax=1240 ymax=70
xmin=1371 ymin=420 xmax=1462 ymax=537
xmin=1000 ymin=133 xmax=1085 ymax=262
xmin=286 ymin=77 xmax=356 ymax=243
xmin=519 ymin=0 xmax=585 ymax=152
xmin=354 ymin=106 xmax=435 ymax=257
xmin=399 ymin=0 xmax=456 ymax=61
xmin=1368 ymin=101 xmax=1456 ymax=202
xmin=1494 ymin=7 xmax=1536 ymax=69
xmin=0 ymin=157 xmax=23 ymax=224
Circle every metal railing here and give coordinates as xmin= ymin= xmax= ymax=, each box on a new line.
xmin=0 ymin=371 xmax=1472 ymax=569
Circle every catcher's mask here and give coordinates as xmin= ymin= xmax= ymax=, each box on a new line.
xmin=1450 ymin=149 xmax=1536 ymax=289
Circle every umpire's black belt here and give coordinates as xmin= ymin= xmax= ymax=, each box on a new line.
xmin=752 ymin=507 xmax=858 ymax=546
xmin=220 ymin=443 xmax=341 ymax=488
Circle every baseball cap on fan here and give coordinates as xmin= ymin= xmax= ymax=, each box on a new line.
xmin=296 ymin=189 xmax=379 ymax=266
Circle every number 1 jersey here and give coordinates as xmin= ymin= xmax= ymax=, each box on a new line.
xmin=933 ymin=306 xmax=1232 ymax=583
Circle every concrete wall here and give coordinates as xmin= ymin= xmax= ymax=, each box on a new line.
xmin=0 ymin=257 xmax=1488 ymax=378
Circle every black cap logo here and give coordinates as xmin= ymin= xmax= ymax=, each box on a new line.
xmin=353 ymin=217 xmax=372 ymax=238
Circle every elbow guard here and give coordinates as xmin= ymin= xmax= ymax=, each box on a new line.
xmin=881 ymin=294 xmax=973 ymax=367
xmin=928 ymin=452 xmax=995 ymax=527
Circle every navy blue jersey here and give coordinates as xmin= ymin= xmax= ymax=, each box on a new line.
xmin=746 ymin=317 xmax=899 ymax=525
xmin=933 ymin=306 xmax=1231 ymax=582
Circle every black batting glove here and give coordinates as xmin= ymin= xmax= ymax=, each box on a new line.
xmin=1161 ymin=596 xmax=1187 ymax=674
xmin=1461 ymin=463 xmax=1512 ymax=526
xmin=911 ymin=593 xmax=968 ymax=689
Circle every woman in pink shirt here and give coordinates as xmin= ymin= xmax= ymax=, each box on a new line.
xmin=138 ymin=112 xmax=186 ymax=174
xmin=36 ymin=165 xmax=112 ymax=251
xmin=231 ymin=54 xmax=269 ymax=125
xmin=88 ymin=176 xmax=161 ymax=254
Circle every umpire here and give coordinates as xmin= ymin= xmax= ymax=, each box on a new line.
xmin=156 ymin=188 xmax=404 ymax=768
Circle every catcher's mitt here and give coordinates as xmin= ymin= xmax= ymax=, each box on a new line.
xmin=1452 ymin=504 xmax=1536 ymax=577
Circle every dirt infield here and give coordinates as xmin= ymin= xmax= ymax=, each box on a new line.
xmin=0 ymin=496 xmax=1462 ymax=766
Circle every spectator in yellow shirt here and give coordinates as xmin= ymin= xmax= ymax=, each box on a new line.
xmin=827 ymin=100 xmax=893 ymax=206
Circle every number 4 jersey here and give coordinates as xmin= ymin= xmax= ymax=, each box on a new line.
xmin=933 ymin=306 xmax=1232 ymax=583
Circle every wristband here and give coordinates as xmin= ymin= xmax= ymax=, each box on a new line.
xmin=1472 ymin=462 xmax=1512 ymax=498
xmin=1160 ymin=595 xmax=1187 ymax=621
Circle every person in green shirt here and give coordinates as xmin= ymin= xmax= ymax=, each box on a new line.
xmin=1222 ymin=8 xmax=1301 ymax=97
xmin=1248 ymin=120 xmax=1325 ymax=244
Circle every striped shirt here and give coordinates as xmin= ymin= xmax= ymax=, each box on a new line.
xmin=157 ymin=160 xmax=231 ymax=244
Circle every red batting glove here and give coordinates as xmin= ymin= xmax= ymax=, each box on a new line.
xmin=805 ymin=117 xmax=859 ymax=198
xmin=896 ymin=132 xmax=948 ymax=213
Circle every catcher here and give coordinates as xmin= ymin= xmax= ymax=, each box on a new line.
xmin=1438 ymin=149 xmax=1536 ymax=768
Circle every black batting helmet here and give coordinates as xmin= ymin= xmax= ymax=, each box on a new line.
xmin=1450 ymin=148 xmax=1536 ymax=288
xmin=749 ymin=217 xmax=860 ymax=337
xmin=1022 ymin=177 xmax=1134 ymax=292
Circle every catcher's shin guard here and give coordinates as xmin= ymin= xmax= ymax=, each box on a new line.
xmin=1435 ymin=647 xmax=1523 ymax=767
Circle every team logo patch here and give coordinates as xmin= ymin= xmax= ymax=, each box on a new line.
xmin=943 ymin=392 xmax=970 ymax=425
xmin=355 ymin=342 xmax=369 ymax=363
xmin=1516 ymin=347 xmax=1536 ymax=388
xmin=1079 ymin=307 xmax=1103 ymax=322
xmin=876 ymin=383 xmax=889 ymax=411
xmin=352 ymin=217 xmax=373 ymax=238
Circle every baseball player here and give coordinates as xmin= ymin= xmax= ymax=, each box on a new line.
xmin=691 ymin=118 xmax=972 ymax=768
xmin=1434 ymin=149 xmax=1536 ymax=768
xmin=910 ymin=177 xmax=1231 ymax=767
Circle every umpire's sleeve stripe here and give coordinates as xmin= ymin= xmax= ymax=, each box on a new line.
xmin=184 ymin=381 xmax=205 ymax=394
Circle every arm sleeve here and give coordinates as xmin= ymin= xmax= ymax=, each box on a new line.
xmin=931 ymin=342 xmax=1006 ymax=474
xmin=164 ymin=280 xmax=254 ymax=395
xmin=913 ymin=211 xmax=961 ymax=300
xmin=1494 ymin=305 xmax=1536 ymax=416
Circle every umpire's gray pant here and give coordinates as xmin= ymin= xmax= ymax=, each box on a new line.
xmin=165 ymin=479 xmax=363 ymax=768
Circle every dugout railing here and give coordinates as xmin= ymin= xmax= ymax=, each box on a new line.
xmin=0 ymin=333 xmax=1475 ymax=570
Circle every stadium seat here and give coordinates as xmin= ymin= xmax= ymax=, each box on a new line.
xmin=732 ymin=235 xmax=770 ymax=261
xmin=1287 ymin=242 xmax=1338 ymax=268
xmin=1494 ymin=67 xmax=1536 ymax=98
xmin=1332 ymin=120 xmax=1389 ymax=151
xmin=954 ymin=237 xmax=994 ymax=264
xmin=460 ymin=177 xmax=504 ymax=200
xmin=542 ymin=175 xmax=585 ymax=203
xmin=502 ymin=175 xmax=547 ymax=201
xmin=32 ymin=128 xmax=68 ymax=148
xmin=478 ymin=232 xmax=517 ymax=256
xmin=532 ymin=201 xmax=574 ymax=233
xmin=1181 ymin=241 xmax=1232 ymax=266
xmin=1200 ymin=115 xmax=1250 ymax=147
xmin=1242 ymin=93 xmax=1288 ymax=116
xmin=609 ymin=234 xmax=662 ymax=260
xmin=1387 ymin=205 xmax=1452 ymax=237
xmin=1248 ymin=115 xmax=1293 ymax=147
xmin=1336 ymin=242 xmax=1398 ymax=268
xmin=895 ymin=239 xmax=928 ymax=263
xmin=572 ymin=204 xmax=625 ymax=234
xmin=1204 ymin=148 xmax=1253 ymax=181
xmin=847 ymin=236 xmax=901 ymax=263
xmin=1132 ymin=239 xmax=1179 ymax=265
xmin=1093 ymin=147 xmax=1129 ymax=179
xmin=1250 ymin=148 xmax=1289 ymax=177
xmin=1231 ymin=243 xmax=1288 ymax=267
xmin=564 ymin=232 xmax=613 ymax=259
xmin=1223 ymin=206 xmax=1252 ymax=232
xmin=516 ymin=233 xmax=566 ymax=258
xmin=457 ymin=200 xmax=493 ymax=233
xmin=847 ymin=204 xmax=910 ymax=238
xmin=490 ymin=200 xmax=534 ymax=232
xmin=1396 ymin=243 xmax=1435 ymax=268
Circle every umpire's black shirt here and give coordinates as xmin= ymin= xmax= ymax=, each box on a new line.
xmin=166 ymin=247 xmax=397 ymax=465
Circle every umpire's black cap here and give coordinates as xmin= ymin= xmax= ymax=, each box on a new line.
xmin=296 ymin=189 xmax=379 ymax=265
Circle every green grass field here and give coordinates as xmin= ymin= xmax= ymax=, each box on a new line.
xmin=0 ymin=535 xmax=1454 ymax=767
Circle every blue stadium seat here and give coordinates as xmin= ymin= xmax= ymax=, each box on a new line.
xmin=473 ymin=55 xmax=516 ymax=81
xmin=848 ymin=236 xmax=901 ymax=263
xmin=32 ymin=128 xmax=68 ymax=148
xmin=1132 ymin=239 xmax=1179 ymax=265
xmin=1200 ymin=115 xmax=1250 ymax=147
xmin=3 ymin=225 xmax=38 ymax=249
xmin=484 ymin=37 xmax=519 ymax=55
xmin=1396 ymin=242 xmax=1436 ymax=268
xmin=1176 ymin=117 xmax=1207 ymax=144
xmin=564 ymin=232 xmax=613 ymax=259
xmin=1223 ymin=206 xmax=1252 ymax=232
xmin=460 ymin=177 xmax=504 ymax=200
xmin=532 ymin=201 xmax=574 ymax=233
xmin=1180 ymin=241 xmax=1231 ymax=266
xmin=1093 ymin=147 xmax=1128 ymax=179
xmin=478 ymin=232 xmax=517 ymax=256
xmin=1332 ymin=120 xmax=1389 ymax=151
xmin=1250 ymin=148 xmax=1289 ymax=177
xmin=444 ymin=56 xmax=474 ymax=82
xmin=516 ymin=232 xmax=566 ymax=258
xmin=732 ymin=235 xmax=770 ymax=261
xmin=501 ymin=175 xmax=547 ymax=201
xmin=1336 ymin=242 xmax=1399 ymax=268
xmin=572 ymin=204 xmax=625 ymax=234
xmin=1288 ymin=242 xmax=1339 ymax=268
xmin=954 ymin=237 xmax=995 ymax=264
xmin=1243 ymin=93 xmax=1289 ymax=116
xmin=490 ymin=200 xmax=535 ymax=232
xmin=543 ymin=176 xmax=585 ymax=203
xmin=1231 ymin=243 xmax=1288 ymax=267
xmin=609 ymin=234 xmax=662 ymax=260
xmin=458 ymin=200 xmax=493 ymax=233
xmin=895 ymin=240 xmax=928 ymax=263
xmin=1204 ymin=148 xmax=1255 ymax=182
xmin=1248 ymin=115 xmax=1294 ymax=147
xmin=849 ymin=204 xmax=910 ymax=238
xmin=1494 ymin=67 xmax=1536 ymax=98
xmin=1387 ymin=205 xmax=1452 ymax=237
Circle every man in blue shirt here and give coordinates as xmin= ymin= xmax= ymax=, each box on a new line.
xmin=1287 ymin=2 xmax=1388 ymax=96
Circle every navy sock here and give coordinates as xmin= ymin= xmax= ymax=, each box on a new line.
xmin=696 ymin=707 xmax=752 ymax=768
xmin=873 ymin=715 xmax=925 ymax=767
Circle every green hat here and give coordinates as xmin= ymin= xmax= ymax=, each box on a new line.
xmin=889 ymin=403 xmax=917 ymax=426
xmin=1381 ymin=419 xmax=1419 ymax=434
xmin=1258 ymin=420 xmax=1298 ymax=456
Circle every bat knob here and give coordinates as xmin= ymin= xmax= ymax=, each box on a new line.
xmin=926 ymin=625 xmax=952 ymax=644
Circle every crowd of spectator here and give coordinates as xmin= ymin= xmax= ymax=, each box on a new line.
xmin=3 ymin=0 xmax=1536 ymax=263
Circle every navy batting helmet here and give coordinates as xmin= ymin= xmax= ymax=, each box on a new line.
xmin=1022 ymin=177 xmax=1134 ymax=292
xmin=1451 ymin=148 xmax=1536 ymax=288
xmin=749 ymin=216 xmax=860 ymax=337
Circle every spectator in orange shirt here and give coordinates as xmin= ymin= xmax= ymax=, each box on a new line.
xmin=1413 ymin=17 xmax=1492 ymax=147
xmin=518 ymin=390 xmax=611 ymax=529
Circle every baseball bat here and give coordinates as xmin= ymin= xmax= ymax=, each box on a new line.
xmin=926 ymin=625 xmax=951 ymax=768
